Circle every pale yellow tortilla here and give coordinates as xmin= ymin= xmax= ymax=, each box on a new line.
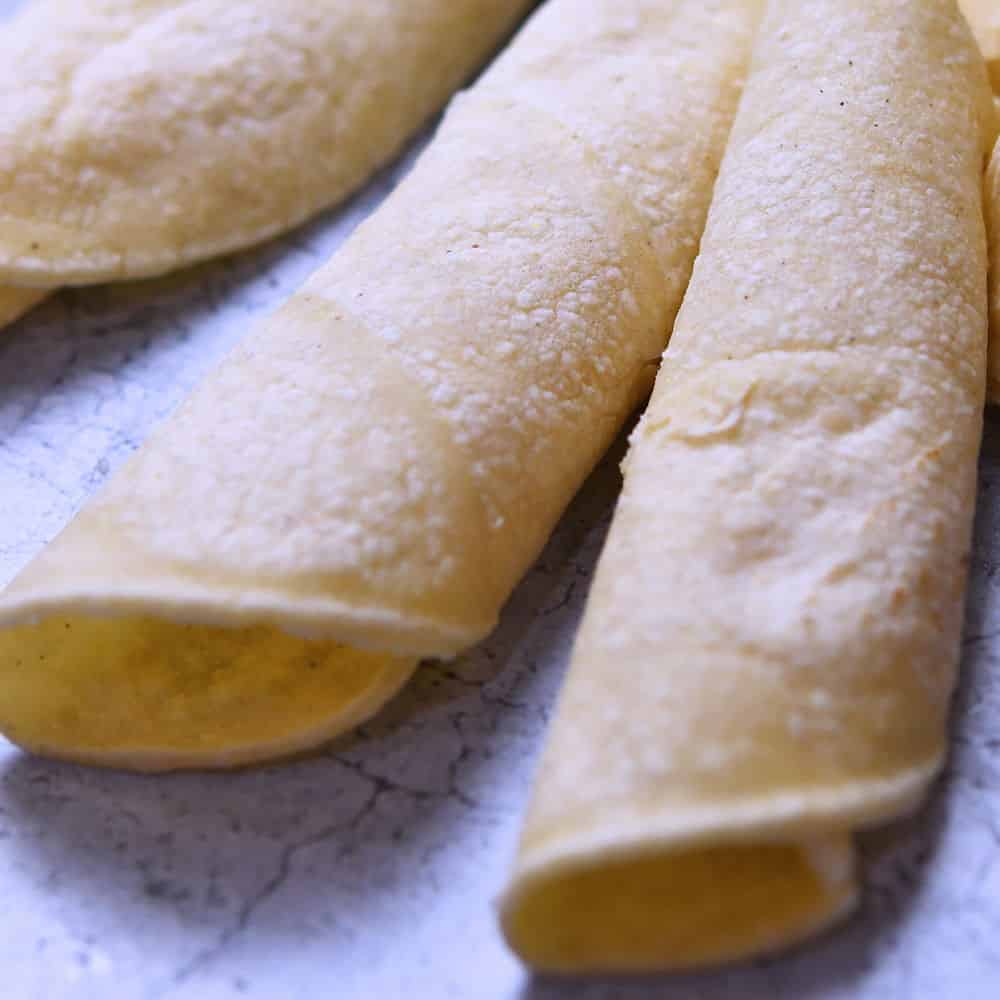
xmin=0 ymin=0 xmax=760 ymax=771
xmin=0 ymin=0 xmax=532 ymax=288
xmin=501 ymin=0 xmax=993 ymax=973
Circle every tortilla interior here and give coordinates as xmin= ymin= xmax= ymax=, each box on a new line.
xmin=501 ymin=836 xmax=856 ymax=973
xmin=0 ymin=615 xmax=416 ymax=771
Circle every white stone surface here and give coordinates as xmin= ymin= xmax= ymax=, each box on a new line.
xmin=3 ymin=2 xmax=1000 ymax=997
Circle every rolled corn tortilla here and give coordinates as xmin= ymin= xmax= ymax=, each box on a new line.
xmin=0 ymin=0 xmax=533 ymax=305
xmin=501 ymin=0 xmax=993 ymax=974
xmin=0 ymin=0 xmax=761 ymax=771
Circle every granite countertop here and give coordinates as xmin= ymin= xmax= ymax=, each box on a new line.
xmin=3 ymin=7 xmax=1000 ymax=1000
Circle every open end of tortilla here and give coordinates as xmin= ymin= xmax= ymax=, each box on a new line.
xmin=0 ymin=615 xmax=416 ymax=772
xmin=500 ymin=836 xmax=857 ymax=974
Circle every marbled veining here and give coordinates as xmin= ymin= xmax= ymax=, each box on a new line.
xmin=2 ymin=4 xmax=1000 ymax=998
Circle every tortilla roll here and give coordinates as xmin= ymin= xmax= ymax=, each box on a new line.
xmin=0 ymin=0 xmax=533 ymax=289
xmin=0 ymin=287 xmax=46 ymax=327
xmin=961 ymin=0 xmax=1000 ymax=89
xmin=0 ymin=0 xmax=761 ymax=771
xmin=501 ymin=0 xmax=992 ymax=973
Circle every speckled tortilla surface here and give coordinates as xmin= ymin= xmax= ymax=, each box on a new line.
xmin=502 ymin=0 xmax=993 ymax=973
xmin=0 ymin=0 xmax=758 ymax=770
xmin=0 ymin=0 xmax=532 ymax=286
